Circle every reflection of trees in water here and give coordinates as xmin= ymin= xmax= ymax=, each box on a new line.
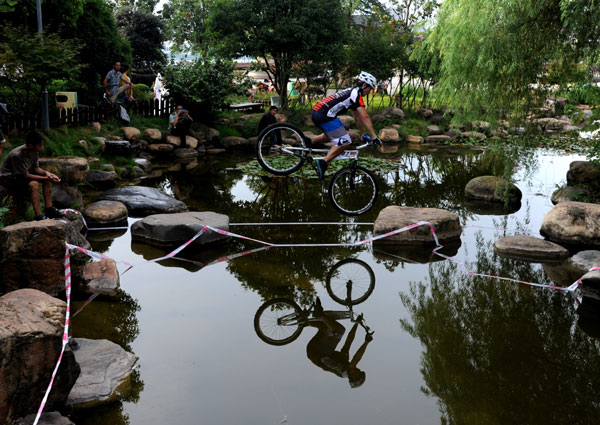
xmin=400 ymin=233 xmax=600 ymax=425
xmin=71 ymin=290 xmax=141 ymax=352
xmin=377 ymin=147 xmax=538 ymax=219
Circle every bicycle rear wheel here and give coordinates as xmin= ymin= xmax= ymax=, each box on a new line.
xmin=328 ymin=165 xmax=378 ymax=215
xmin=326 ymin=258 xmax=376 ymax=306
xmin=256 ymin=123 xmax=307 ymax=175
xmin=254 ymin=298 xmax=304 ymax=345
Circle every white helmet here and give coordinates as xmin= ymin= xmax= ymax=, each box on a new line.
xmin=357 ymin=71 xmax=377 ymax=89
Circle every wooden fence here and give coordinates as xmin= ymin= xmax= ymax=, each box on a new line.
xmin=5 ymin=99 xmax=173 ymax=133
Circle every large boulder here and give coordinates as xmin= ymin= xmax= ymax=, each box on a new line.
xmin=426 ymin=125 xmax=442 ymax=135
xmin=0 ymin=289 xmax=80 ymax=424
xmin=493 ymin=235 xmax=569 ymax=263
xmin=220 ymin=136 xmax=253 ymax=150
xmin=579 ymin=270 xmax=600 ymax=301
xmin=406 ymin=135 xmax=424 ymax=143
xmin=81 ymin=259 xmax=120 ymax=296
xmin=540 ymin=201 xmax=600 ymax=247
xmin=568 ymin=250 xmax=600 ymax=276
xmin=378 ymin=128 xmax=401 ymax=143
xmin=567 ymin=161 xmax=600 ymax=190
xmin=85 ymin=170 xmax=118 ymax=190
xmin=373 ymin=206 xmax=462 ymax=245
xmin=39 ymin=157 xmax=89 ymax=184
xmin=120 ymin=127 xmax=141 ymax=141
xmin=418 ymin=108 xmax=433 ymax=119
xmin=464 ymin=176 xmax=522 ymax=204
xmin=143 ymin=128 xmax=162 ymax=142
xmin=147 ymin=143 xmax=174 ymax=154
xmin=52 ymin=185 xmax=83 ymax=209
xmin=381 ymin=106 xmax=404 ymax=120
xmin=66 ymin=338 xmax=138 ymax=408
xmin=83 ymin=200 xmax=128 ymax=227
xmin=461 ymin=131 xmax=487 ymax=141
xmin=165 ymin=134 xmax=199 ymax=149
xmin=551 ymin=186 xmax=591 ymax=204
xmin=131 ymin=211 xmax=229 ymax=248
xmin=0 ymin=220 xmax=66 ymax=295
xmin=97 ymin=186 xmax=187 ymax=216
xmin=338 ymin=115 xmax=355 ymax=129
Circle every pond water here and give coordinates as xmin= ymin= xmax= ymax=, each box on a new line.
xmin=69 ymin=145 xmax=600 ymax=424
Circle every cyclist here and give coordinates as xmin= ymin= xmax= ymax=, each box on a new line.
xmin=306 ymin=303 xmax=374 ymax=388
xmin=311 ymin=71 xmax=381 ymax=180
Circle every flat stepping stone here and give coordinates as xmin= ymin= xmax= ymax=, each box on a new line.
xmin=373 ymin=206 xmax=461 ymax=245
xmin=206 ymin=148 xmax=226 ymax=154
xmin=493 ymin=235 xmax=569 ymax=262
xmin=143 ymin=128 xmax=162 ymax=142
xmin=84 ymin=200 xmax=128 ymax=227
xmin=465 ymin=176 xmax=522 ymax=204
xmin=97 ymin=186 xmax=187 ymax=217
xmin=220 ymin=136 xmax=253 ymax=149
xmin=66 ymin=338 xmax=138 ymax=408
xmin=540 ymin=201 xmax=600 ymax=247
xmin=81 ymin=259 xmax=120 ymax=296
xmin=378 ymin=128 xmax=400 ymax=143
xmin=579 ymin=270 xmax=600 ymax=301
xmin=406 ymin=135 xmax=424 ymax=143
xmin=174 ymin=147 xmax=199 ymax=159
xmin=568 ymin=250 xmax=600 ymax=275
xmin=104 ymin=140 xmax=135 ymax=157
xmin=425 ymin=135 xmax=451 ymax=143
xmin=121 ymin=126 xmax=140 ymax=141
xmin=131 ymin=211 xmax=229 ymax=247
xmin=461 ymin=131 xmax=487 ymax=141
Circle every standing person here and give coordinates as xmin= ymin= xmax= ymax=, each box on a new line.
xmin=103 ymin=61 xmax=132 ymax=104
xmin=258 ymin=106 xmax=282 ymax=148
xmin=310 ymin=71 xmax=381 ymax=180
xmin=168 ymin=105 xmax=194 ymax=148
xmin=119 ymin=64 xmax=136 ymax=102
xmin=0 ymin=131 xmax=65 ymax=221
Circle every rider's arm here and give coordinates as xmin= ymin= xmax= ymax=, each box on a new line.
xmin=103 ymin=75 xmax=110 ymax=95
xmin=354 ymin=107 xmax=377 ymax=140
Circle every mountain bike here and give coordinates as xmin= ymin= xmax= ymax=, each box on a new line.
xmin=253 ymin=258 xmax=375 ymax=345
xmin=256 ymin=122 xmax=380 ymax=215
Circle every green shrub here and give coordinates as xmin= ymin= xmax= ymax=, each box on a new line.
xmin=133 ymin=83 xmax=153 ymax=102
xmin=565 ymin=84 xmax=600 ymax=106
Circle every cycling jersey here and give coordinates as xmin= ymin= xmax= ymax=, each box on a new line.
xmin=312 ymin=86 xmax=365 ymax=118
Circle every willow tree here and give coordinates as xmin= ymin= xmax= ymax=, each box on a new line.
xmin=428 ymin=0 xmax=600 ymax=122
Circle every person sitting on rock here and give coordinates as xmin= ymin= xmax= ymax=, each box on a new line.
xmin=168 ymin=105 xmax=193 ymax=148
xmin=258 ymin=106 xmax=282 ymax=148
xmin=0 ymin=130 xmax=65 ymax=221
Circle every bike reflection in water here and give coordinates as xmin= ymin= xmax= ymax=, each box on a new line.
xmin=254 ymin=258 xmax=375 ymax=387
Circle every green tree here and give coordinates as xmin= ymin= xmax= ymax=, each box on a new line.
xmin=116 ymin=6 xmax=166 ymax=71
xmin=109 ymin=0 xmax=159 ymax=12
xmin=207 ymin=0 xmax=349 ymax=108
xmin=163 ymin=55 xmax=247 ymax=118
xmin=429 ymin=0 xmax=600 ymax=122
xmin=74 ymin=0 xmax=132 ymax=104
xmin=0 ymin=24 xmax=81 ymax=114
xmin=161 ymin=0 xmax=210 ymax=52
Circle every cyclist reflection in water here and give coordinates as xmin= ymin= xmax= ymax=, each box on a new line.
xmin=306 ymin=304 xmax=373 ymax=388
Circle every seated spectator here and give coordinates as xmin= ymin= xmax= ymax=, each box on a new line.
xmin=168 ymin=105 xmax=194 ymax=148
xmin=118 ymin=64 xmax=136 ymax=103
xmin=0 ymin=131 xmax=65 ymax=220
xmin=103 ymin=61 xmax=132 ymax=104
xmin=258 ymin=106 xmax=282 ymax=148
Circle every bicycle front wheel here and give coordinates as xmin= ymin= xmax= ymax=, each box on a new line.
xmin=328 ymin=165 xmax=378 ymax=215
xmin=326 ymin=258 xmax=376 ymax=306
xmin=256 ymin=123 xmax=307 ymax=175
xmin=254 ymin=298 xmax=304 ymax=346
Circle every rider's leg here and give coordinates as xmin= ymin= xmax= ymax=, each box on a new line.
xmin=340 ymin=321 xmax=360 ymax=355
xmin=109 ymin=84 xmax=130 ymax=103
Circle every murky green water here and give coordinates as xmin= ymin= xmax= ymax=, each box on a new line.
xmin=68 ymin=146 xmax=600 ymax=424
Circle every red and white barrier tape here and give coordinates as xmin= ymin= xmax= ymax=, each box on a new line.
xmin=36 ymin=220 xmax=591 ymax=421
xmin=32 ymin=248 xmax=72 ymax=425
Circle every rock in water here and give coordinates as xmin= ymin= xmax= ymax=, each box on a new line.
xmin=66 ymin=338 xmax=138 ymax=408
xmin=97 ymin=186 xmax=187 ymax=217
xmin=0 ymin=289 xmax=80 ymax=424
xmin=131 ymin=211 xmax=229 ymax=247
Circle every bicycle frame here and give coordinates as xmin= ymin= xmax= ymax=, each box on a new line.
xmin=281 ymin=141 xmax=371 ymax=162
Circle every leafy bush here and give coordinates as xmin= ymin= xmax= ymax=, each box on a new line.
xmin=163 ymin=56 xmax=249 ymax=119
xmin=565 ymin=84 xmax=600 ymax=106
xmin=133 ymin=83 xmax=154 ymax=102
